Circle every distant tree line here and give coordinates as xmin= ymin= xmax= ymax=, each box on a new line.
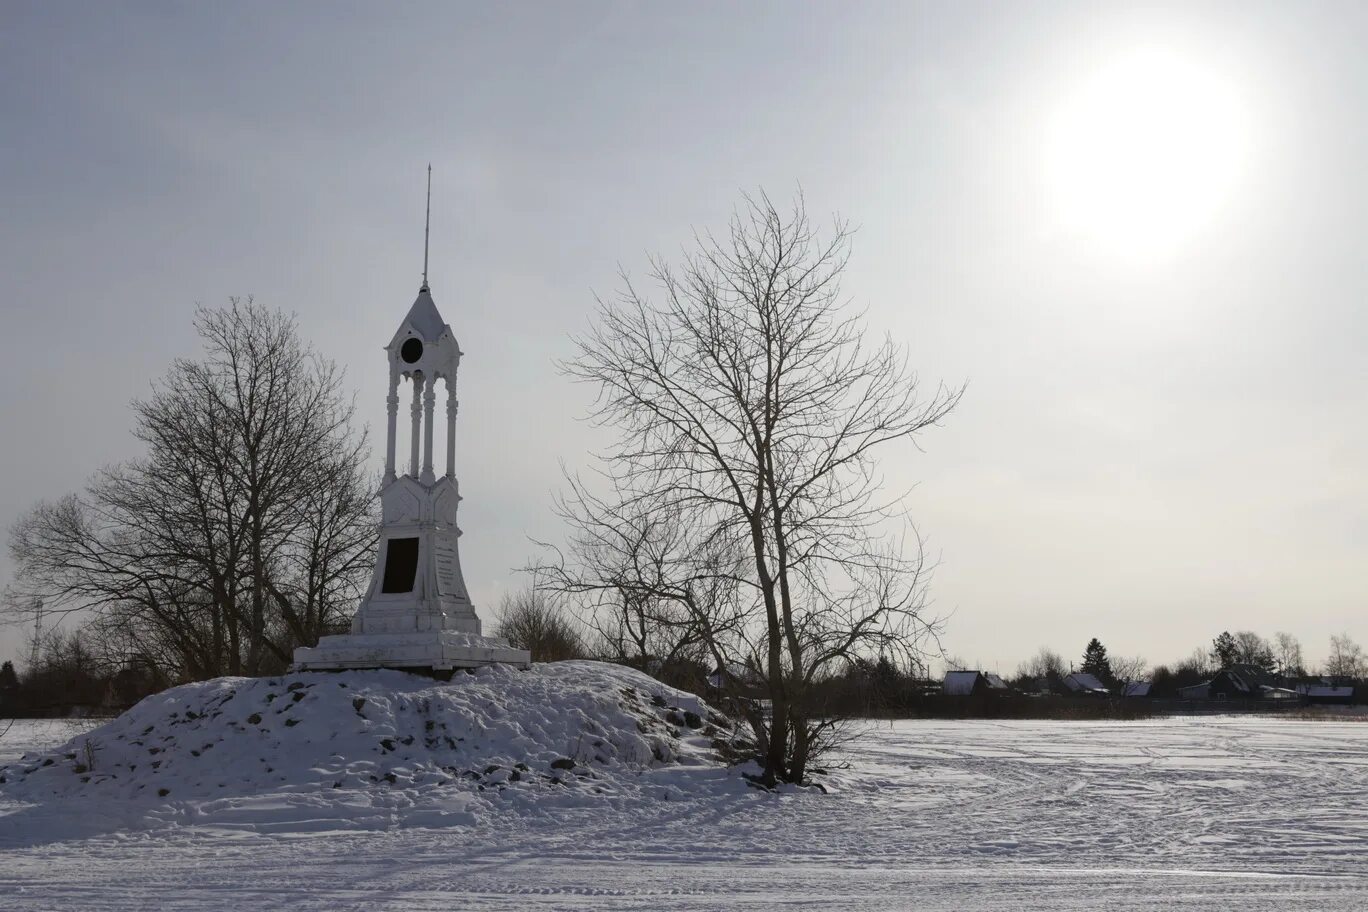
xmin=0 ymin=629 xmax=167 ymax=717
xmin=999 ymin=629 xmax=1364 ymax=699
xmin=7 ymin=557 xmax=1364 ymax=720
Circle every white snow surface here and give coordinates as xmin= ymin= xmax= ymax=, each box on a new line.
xmin=3 ymin=697 xmax=1368 ymax=909
xmin=0 ymin=661 xmax=749 ymax=835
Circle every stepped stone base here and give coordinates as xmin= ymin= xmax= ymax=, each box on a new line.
xmin=293 ymin=630 xmax=531 ymax=672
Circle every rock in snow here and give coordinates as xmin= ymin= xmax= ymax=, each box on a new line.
xmin=0 ymin=661 xmax=756 ymax=834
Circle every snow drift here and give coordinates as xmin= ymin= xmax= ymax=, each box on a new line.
xmin=0 ymin=660 xmax=755 ymax=835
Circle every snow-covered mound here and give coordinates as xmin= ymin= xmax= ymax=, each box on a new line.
xmin=0 ymin=661 xmax=755 ymax=835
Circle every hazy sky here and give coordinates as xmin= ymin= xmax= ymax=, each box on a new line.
xmin=2 ymin=1 xmax=1364 ymax=674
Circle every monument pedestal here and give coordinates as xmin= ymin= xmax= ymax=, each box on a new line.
xmin=293 ymin=630 xmax=530 ymax=672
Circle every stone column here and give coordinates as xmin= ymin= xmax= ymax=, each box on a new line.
xmin=421 ymin=373 xmax=437 ymax=485
xmin=445 ymin=375 xmax=457 ymax=479
xmin=409 ymin=375 xmax=422 ymax=477
xmin=384 ymin=366 xmax=399 ymax=483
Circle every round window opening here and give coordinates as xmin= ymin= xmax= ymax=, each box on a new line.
xmin=400 ymin=338 xmax=424 ymax=364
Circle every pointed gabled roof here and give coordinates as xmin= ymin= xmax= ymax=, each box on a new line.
xmin=1064 ymin=672 xmax=1108 ymax=694
xmin=402 ymin=284 xmax=449 ymax=342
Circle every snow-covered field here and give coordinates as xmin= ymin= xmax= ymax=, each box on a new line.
xmin=2 ymin=709 xmax=1367 ymax=910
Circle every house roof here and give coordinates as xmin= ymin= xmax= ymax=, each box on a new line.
xmin=942 ymin=670 xmax=1011 ymax=695
xmin=1297 ymin=684 xmax=1355 ymax=698
xmin=1064 ymin=672 xmax=1108 ymax=694
xmin=708 ymin=662 xmax=760 ymax=685
xmin=1259 ymin=685 xmax=1300 ymax=700
xmin=943 ymin=671 xmax=982 ymax=696
xmin=1216 ymin=664 xmax=1279 ymax=693
xmin=1122 ymin=681 xmax=1151 ymax=697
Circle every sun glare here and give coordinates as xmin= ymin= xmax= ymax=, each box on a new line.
xmin=1044 ymin=48 xmax=1250 ymax=259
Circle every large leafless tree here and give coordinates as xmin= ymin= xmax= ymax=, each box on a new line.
xmin=6 ymin=300 xmax=373 ymax=680
xmin=1271 ymin=631 xmax=1305 ymax=678
xmin=1326 ymin=633 xmax=1365 ymax=680
xmin=540 ymin=192 xmax=961 ymax=784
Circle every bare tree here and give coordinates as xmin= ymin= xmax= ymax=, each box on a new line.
xmin=1180 ymin=646 xmax=1214 ymax=678
xmin=1014 ymin=647 xmax=1066 ymax=687
xmin=1272 ymin=632 xmax=1305 ymax=678
xmin=1231 ymin=630 xmax=1276 ymax=673
xmin=540 ymin=192 xmax=961 ymax=784
xmin=493 ymin=588 xmax=586 ymax=663
xmin=14 ymin=626 xmax=106 ymax=712
xmin=1325 ymin=633 xmax=1365 ymax=680
xmin=539 ymin=488 xmax=744 ymax=691
xmin=6 ymin=300 xmax=373 ymax=680
xmin=1109 ymin=655 xmax=1149 ymax=685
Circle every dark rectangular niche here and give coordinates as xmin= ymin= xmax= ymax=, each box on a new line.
xmin=381 ymin=537 xmax=420 ymax=593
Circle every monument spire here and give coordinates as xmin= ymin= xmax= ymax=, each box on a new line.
xmin=421 ymin=163 xmax=432 ymax=292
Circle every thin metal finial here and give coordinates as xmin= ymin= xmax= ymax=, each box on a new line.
xmin=421 ymin=163 xmax=432 ymax=291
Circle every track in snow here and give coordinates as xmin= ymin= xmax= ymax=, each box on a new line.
xmin=2 ymin=716 xmax=1366 ymax=910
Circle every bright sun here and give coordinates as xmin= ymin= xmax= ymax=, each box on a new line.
xmin=1044 ymin=48 xmax=1250 ymax=259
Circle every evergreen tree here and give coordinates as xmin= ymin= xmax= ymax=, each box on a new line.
xmin=1081 ymin=638 xmax=1112 ymax=683
xmin=0 ymin=660 xmax=17 ymax=690
xmin=1210 ymin=631 xmax=1238 ymax=670
xmin=873 ymin=653 xmax=899 ymax=683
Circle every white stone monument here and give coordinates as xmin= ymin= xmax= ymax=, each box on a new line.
xmin=293 ymin=180 xmax=530 ymax=674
